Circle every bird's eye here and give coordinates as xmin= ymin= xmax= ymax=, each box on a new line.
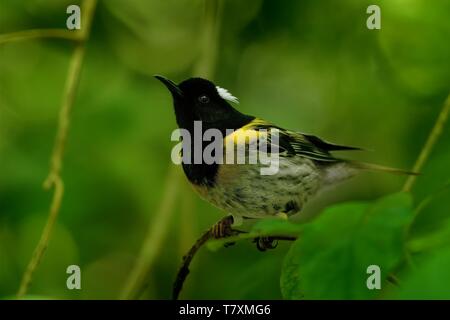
xmin=198 ymin=95 xmax=210 ymax=104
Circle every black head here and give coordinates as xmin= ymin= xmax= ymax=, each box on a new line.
xmin=155 ymin=75 xmax=252 ymax=131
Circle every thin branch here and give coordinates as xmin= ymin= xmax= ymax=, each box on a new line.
xmin=0 ymin=29 xmax=82 ymax=45
xmin=402 ymin=93 xmax=450 ymax=192
xmin=172 ymin=229 xmax=213 ymax=300
xmin=16 ymin=0 xmax=97 ymax=298
xmin=16 ymin=177 xmax=65 ymax=298
xmin=172 ymin=220 xmax=297 ymax=300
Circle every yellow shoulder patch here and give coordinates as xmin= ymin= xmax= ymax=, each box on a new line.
xmin=224 ymin=118 xmax=270 ymax=146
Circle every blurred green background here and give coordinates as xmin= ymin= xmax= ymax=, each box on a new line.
xmin=0 ymin=0 xmax=449 ymax=299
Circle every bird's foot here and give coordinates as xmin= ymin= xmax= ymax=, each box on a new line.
xmin=211 ymin=216 xmax=247 ymax=248
xmin=211 ymin=215 xmax=239 ymax=239
xmin=254 ymin=236 xmax=278 ymax=252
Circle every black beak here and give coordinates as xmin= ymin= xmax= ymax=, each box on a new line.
xmin=154 ymin=75 xmax=183 ymax=98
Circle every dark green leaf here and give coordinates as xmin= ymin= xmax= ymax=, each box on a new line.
xmin=281 ymin=193 xmax=413 ymax=299
xmin=392 ymin=247 xmax=450 ymax=299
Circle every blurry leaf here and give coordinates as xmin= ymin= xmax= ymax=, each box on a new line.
xmin=281 ymin=193 xmax=413 ymax=299
xmin=280 ymin=202 xmax=368 ymax=300
xmin=0 ymin=228 xmax=18 ymax=296
xmin=222 ymin=0 xmax=263 ymax=33
xmin=101 ymin=0 xmax=202 ymax=75
xmin=410 ymin=146 xmax=450 ymax=236
xmin=408 ymin=180 xmax=450 ymax=253
xmin=81 ymin=253 xmax=134 ymax=299
xmin=379 ymin=0 xmax=450 ymax=96
xmin=408 ymin=219 xmax=450 ymax=254
xmin=392 ymin=247 xmax=450 ymax=299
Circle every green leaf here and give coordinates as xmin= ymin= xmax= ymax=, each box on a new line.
xmin=408 ymin=219 xmax=450 ymax=253
xmin=281 ymin=193 xmax=414 ymax=299
xmin=392 ymin=247 xmax=450 ymax=299
xmin=407 ymin=181 xmax=450 ymax=253
xmin=410 ymin=179 xmax=450 ymax=240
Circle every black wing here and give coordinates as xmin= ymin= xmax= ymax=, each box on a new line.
xmin=248 ymin=119 xmax=361 ymax=162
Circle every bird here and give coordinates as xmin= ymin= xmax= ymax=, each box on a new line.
xmin=155 ymin=75 xmax=416 ymax=250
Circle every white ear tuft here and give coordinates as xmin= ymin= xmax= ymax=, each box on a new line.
xmin=216 ymin=86 xmax=239 ymax=104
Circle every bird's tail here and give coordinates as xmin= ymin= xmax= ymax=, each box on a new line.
xmin=349 ymin=161 xmax=419 ymax=176
xmin=321 ymin=160 xmax=419 ymax=186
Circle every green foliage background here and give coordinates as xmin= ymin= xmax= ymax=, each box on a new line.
xmin=1 ymin=0 xmax=449 ymax=299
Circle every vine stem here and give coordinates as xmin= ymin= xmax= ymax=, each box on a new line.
xmin=402 ymin=93 xmax=450 ymax=192
xmin=16 ymin=0 xmax=97 ymax=298
xmin=172 ymin=229 xmax=214 ymax=300
xmin=0 ymin=29 xmax=82 ymax=44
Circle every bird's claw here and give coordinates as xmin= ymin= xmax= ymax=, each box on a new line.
xmin=211 ymin=216 xmax=248 ymax=248
xmin=211 ymin=215 xmax=238 ymax=239
xmin=254 ymin=237 xmax=278 ymax=251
